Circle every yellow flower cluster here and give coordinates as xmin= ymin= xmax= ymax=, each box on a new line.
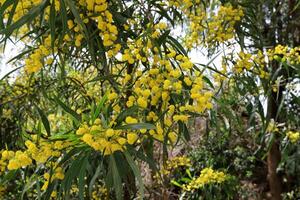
xmin=234 ymin=52 xmax=252 ymax=73
xmin=0 ymin=0 xmax=42 ymax=22
xmin=0 ymin=136 xmax=69 ymax=172
xmin=148 ymin=123 xmax=165 ymax=142
xmin=269 ymin=45 xmax=300 ymax=65
xmin=66 ymin=19 xmax=86 ymax=47
xmin=24 ymin=35 xmax=54 ymax=73
xmin=266 ymin=119 xmax=279 ymax=133
xmin=77 ymin=117 xmax=144 ymax=156
xmin=60 ymin=0 xmax=121 ymax=61
xmin=160 ymin=156 xmax=192 ymax=176
xmin=25 ymin=139 xmax=67 ymax=164
xmin=286 ymin=131 xmax=300 ymax=143
xmin=92 ymin=185 xmax=109 ymax=200
xmin=7 ymin=150 xmax=32 ymax=170
xmin=167 ymin=1 xmax=243 ymax=48
xmin=183 ymin=167 xmax=227 ymax=191
xmin=85 ymin=0 xmax=119 ymax=51
xmin=87 ymin=20 xmax=213 ymax=143
xmin=121 ymin=22 xmax=168 ymax=64
xmin=205 ymin=5 xmax=243 ymax=47
xmin=1 ymin=109 xmax=12 ymax=120
xmin=232 ymin=51 xmax=269 ymax=79
xmin=42 ymin=166 xmax=65 ymax=191
xmin=232 ymin=45 xmax=300 ymax=80
xmin=154 ymin=156 xmax=191 ymax=183
xmin=0 ymin=150 xmax=15 ymax=173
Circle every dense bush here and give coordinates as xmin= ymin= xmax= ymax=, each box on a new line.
xmin=0 ymin=0 xmax=299 ymax=199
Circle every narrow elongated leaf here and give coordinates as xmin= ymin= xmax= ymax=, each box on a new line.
xmin=0 ymin=0 xmax=17 ymax=29
xmin=1 ymin=0 xmax=48 ymax=37
xmin=21 ymin=175 xmax=39 ymax=200
xmin=92 ymin=94 xmax=108 ymax=121
xmin=59 ymin=0 xmax=68 ymax=33
xmin=116 ymin=123 xmax=156 ymax=130
xmin=127 ymin=146 xmax=158 ymax=172
xmin=49 ymin=0 xmax=56 ymax=49
xmin=34 ymin=104 xmax=51 ymax=136
xmin=202 ymin=76 xmax=214 ymax=89
xmin=62 ymin=155 xmax=88 ymax=198
xmin=178 ymin=121 xmax=190 ymax=141
xmin=0 ymin=66 xmax=21 ymax=81
xmin=157 ymin=30 xmax=171 ymax=46
xmin=53 ymin=96 xmax=81 ymax=122
xmin=89 ymin=165 xmax=102 ymax=197
xmin=124 ymin=151 xmax=144 ymax=198
xmin=6 ymin=49 xmax=33 ymax=64
xmin=171 ymin=180 xmax=183 ymax=188
xmin=110 ymin=155 xmax=122 ymax=200
xmin=78 ymin=158 xmax=89 ymax=200
xmin=167 ymin=35 xmax=187 ymax=56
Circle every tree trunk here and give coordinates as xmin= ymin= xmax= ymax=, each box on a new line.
xmin=267 ymin=140 xmax=282 ymax=200
xmin=266 ymin=89 xmax=283 ymax=200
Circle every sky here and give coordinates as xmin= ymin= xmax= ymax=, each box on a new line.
xmin=0 ymin=41 xmax=22 ymax=79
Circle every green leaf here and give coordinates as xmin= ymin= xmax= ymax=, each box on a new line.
xmin=53 ymin=96 xmax=81 ymax=123
xmin=124 ymin=151 xmax=144 ymax=198
xmin=92 ymin=94 xmax=108 ymax=122
xmin=34 ymin=104 xmax=51 ymax=136
xmin=171 ymin=180 xmax=183 ymax=188
xmin=1 ymin=170 xmax=17 ymax=184
xmin=0 ymin=66 xmax=21 ymax=81
xmin=154 ymin=4 xmax=175 ymax=26
xmin=89 ymin=165 xmax=102 ymax=197
xmin=275 ymin=92 xmax=287 ymax=121
xmin=202 ymin=76 xmax=214 ymax=89
xmin=157 ymin=30 xmax=171 ymax=46
xmin=62 ymin=155 xmax=88 ymax=198
xmin=127 ymin=146 xmax=158 ymax=173
xmin=0 ymin=0 xmax=48 ymax=38
xmin=262 ymin=133 xmax=276 ymax=160
xmin=78 ymin=157 xmax=89 ymax=200
xmin=186 ymin=169 xmax=192 ymax=179
xmin=6 ymin=49 xmax=33 ymax=64
xmin=49 ymin=0 xmax=56 ymax=50
xmin=178 ymin=121 xmax=190 ymax=141
xmin=0 ymin=0 xmax=18 ymax=29
xmin=166 ymin=35 xmax=187 ymax=56
xmin=21 ymin=174 xmax=39 ymax=200
xmin=59 ymin=147 xmax=85 ymax=165
xmin=116 ymin=123 xmax=156 ymax=130
xmin=59 ymin=0 xmax=68 ymax=33
xmin=109 ymin=155 xmax=123 ymax=200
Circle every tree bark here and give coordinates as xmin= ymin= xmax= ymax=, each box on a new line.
xmin=267 ymin=140 xmax=282 ymax=200
xmin=266 ymin=89 xmax=283 ymax=200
